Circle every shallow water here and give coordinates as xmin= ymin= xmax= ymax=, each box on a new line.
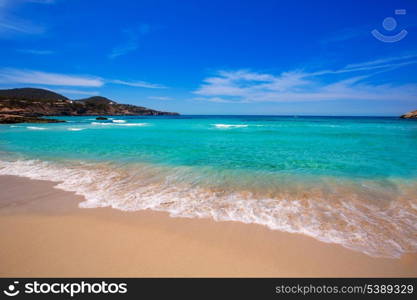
xmin=1 ymin=115 xmax=416 ymax=257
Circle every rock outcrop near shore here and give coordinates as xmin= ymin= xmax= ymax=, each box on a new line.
xmin=0 ymin=88 xmax=179 ymax=123
xmin=400 ymin=110 xmax=417 ymax=119
xmin=0 ymin=114 xmax=65 ymax=124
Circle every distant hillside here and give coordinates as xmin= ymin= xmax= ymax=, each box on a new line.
xmin=0 ymin=88 xmax=179 ymax=117
xmin=76 ymin=96 xmax=117 ymax=105
xmin=0 ymin=88 xmax=68 ymax=102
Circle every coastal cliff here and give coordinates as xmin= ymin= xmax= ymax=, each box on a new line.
xmin=400 ymin=110 xmax=417 ymax=119
xmin=0 ymin=88 xmax=179 ymax=123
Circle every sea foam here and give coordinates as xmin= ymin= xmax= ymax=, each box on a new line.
xmin=0 ymin=158 xmax=416 ymax=259
xmin=27 ymin=126 xmax=47 ymax=130
xmin=68 ymin=128 xmax=85 ymax=131
xmin=213 ymin=124 xmax=248 ymax=128
xmin=91 ymin=122 xmax=149 ymax=126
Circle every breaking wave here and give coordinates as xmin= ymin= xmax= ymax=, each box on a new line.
xmin=0 ymin=158 xmax=416 ymax=258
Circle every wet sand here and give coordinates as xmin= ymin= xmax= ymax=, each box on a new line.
xmin=1 ymin=175 xmax=416 ymax=277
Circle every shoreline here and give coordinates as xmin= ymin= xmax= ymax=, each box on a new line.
xmin=1 ymin=174 xmax=417 ymax=277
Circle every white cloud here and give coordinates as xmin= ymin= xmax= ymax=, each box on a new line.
xmin=0 ymin=68 xmax=167 ymax=90
xmin=193 ymin=97 xmax=235 ymax=103
xmin=343 ymin=53 xmax=417 ymax=70
xmin=110 ymin=79 xmax=166 ymax=89
xmin=194 ymin=56 xmax=417 ymax=103
xmin=0 ymin=68 xmax=104 ymax=87
xmin=148 ymin=96 xmax=173 ymax=101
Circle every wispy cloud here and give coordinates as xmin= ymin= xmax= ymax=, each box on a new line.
xmin=108 ymin=31 xmax=138 ymax=59
xmin=0 ymin=0 xmax=55 ymax=7
xmin=24 ymin=0 xmax=55 ymax=3
xmin=0 ymin=68 xmax=167 ymax=90
xmin=343 ymin=53 xmax=417 ymax=70
xmin=194 ymin=55 xmax=417 ymax=103
xmin=17 ymin=49 xmax=54 ymax=55
xmin=0 ymin=17 xmax=45 ymax=35
xmin=0 ymin=68 xmax=104 ymax=87
xmin=0 ymin=0 xmax=53 ymax=37
xmin=110 ymin=79 xmax=166 ymax=89
xmin=148 ymin=96 xmax=173 ymax=101
xmin=308 ymin=55 xmax=417 ymax=77
xmin=108 ymin=24 xmax=150 ymax=59
xmin=193 ymin=96 xmax=235 ymax=103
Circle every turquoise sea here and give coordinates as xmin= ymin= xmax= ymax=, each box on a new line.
xmin=1 ymin=115 xmax=416 ymax=257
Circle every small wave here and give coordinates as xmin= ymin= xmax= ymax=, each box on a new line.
xmin=91 ymin=122 xmax=148 ymax=127
xmin=67 ymin=128 xmax=85 ymax=131
xmin=0 ymin=158 xmax=416 ymax=258
xmin=112 ymin=120 xmax=126 ymax=123
xmin=117 ymin=123 xmax=148 ymax=126
xmin=27 ymin=126 xmax=46 ymax=130
xmin=91 ymin=122 xmax=110 ymax=125
xmin=212 ymin=124 xmax=248 ymax=129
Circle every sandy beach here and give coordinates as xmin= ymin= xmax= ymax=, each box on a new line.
xmin=0 ymin=174 xmax=416 ymax=277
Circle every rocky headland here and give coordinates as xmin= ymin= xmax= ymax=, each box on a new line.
xmin=400 ymin=110 xmax=417 ymax=119
xmin=0 ymin=88 xmax=179 ymax=124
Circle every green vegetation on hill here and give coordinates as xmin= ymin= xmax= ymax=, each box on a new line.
xmin=0 ymin=88 xmax=68 ymax=102
xmin=0 ymin=88 xmax=179 ymax=118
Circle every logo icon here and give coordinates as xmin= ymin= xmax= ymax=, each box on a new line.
xmin=3 ymin=282 xmax=20 ymax=297
xmin=371 ymin=9 xmax=408 ymax=43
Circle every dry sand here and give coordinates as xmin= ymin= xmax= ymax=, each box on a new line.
xmin=1 ymin=175 xmax=416 ymax=277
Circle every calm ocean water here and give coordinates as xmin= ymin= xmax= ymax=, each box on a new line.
xmin=1 ymin=115 xmax=416 ymax=257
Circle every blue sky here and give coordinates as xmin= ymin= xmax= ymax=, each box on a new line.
xmin=0 ymin=0 xmax=416 ymax=115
